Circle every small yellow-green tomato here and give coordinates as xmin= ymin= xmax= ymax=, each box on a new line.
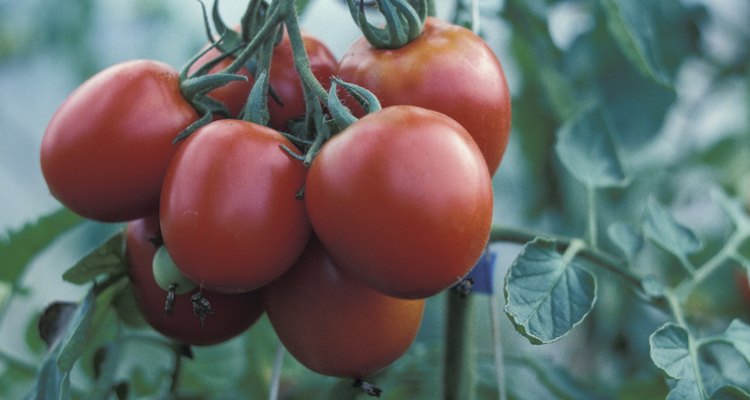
xmin=152 ymin=246 xmax=197 ymax=295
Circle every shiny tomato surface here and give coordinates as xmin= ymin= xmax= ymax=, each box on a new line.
xmin=337 ymin=17 xmax=511 ymax=175
xmin=41 ymin=60 xmax=199 ymax=222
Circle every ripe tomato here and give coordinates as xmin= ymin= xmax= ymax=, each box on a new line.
xmin=336 ymin=17 xmax=511 ymax=175
xmin=191 ymin=31 xmax=337 ymax=130
xmin=41 ymin=60 xmax=199 ymax=222
xmin=305 ymin=106 xmax=493 ymax=299
xmin=126 ymin=216 xmax=263 ymax=346
xmin=263 ymin=237 xmax=424 ymax=378
xmin=159 ymin=119 xmax=310 ymax=293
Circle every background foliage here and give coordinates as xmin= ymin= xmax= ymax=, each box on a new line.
xmin=1 ymin=0 xmax=750 ymax=399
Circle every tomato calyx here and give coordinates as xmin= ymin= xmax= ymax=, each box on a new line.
xmin=352 ymin=379 xmax=383 ymax=397
xmin=453 ymin=277 xmax=475 ymax=299
xmin=346 ymin=0 xmax=427 ymax=49
xmin=191 ymin=291 xmax=215 ymax=328
xmin=328 ymin=77 xmax=382 ymax=131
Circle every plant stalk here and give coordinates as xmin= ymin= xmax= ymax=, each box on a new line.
xmin=443 ymin=289 xmax=476 ymax=400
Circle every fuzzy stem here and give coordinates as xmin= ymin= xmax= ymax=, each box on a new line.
xmin=443 ymin=290 xmax=476 ymax=400
xmin=268 ymin=343 xmax=285 ymax=400
xmin=675 ymin=230 xmax=748 ymax=301
xmin=586 ymin=187 xmax=598 ymax=248
xmin=489 ymin=292 xmax=507 ymax=400
xmin=665 ymin=292 xmax=708 ymax=398
xmin=489 ymin=225 xmax=641 ymax=290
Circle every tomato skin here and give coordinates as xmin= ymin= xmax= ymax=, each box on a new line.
xmin=305 ymin=106 xmax=493 ymax=299
xmin=126 ymin=216 xmax=263 ymax=346
xmin=191 ymin=32 xmax=337 ymax=130
xmin=41 ymin=60 xmax=199 ymax=222
xmin=160 ymin=119 xmax=310 ymax=293
xmin=263 ymin=237 xmax=424 ymax=378
xmin=336 ymin=17 xmax=511 ymax=175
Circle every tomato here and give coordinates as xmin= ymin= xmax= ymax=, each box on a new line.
xmin=159 ymin=119 xmax=310 ymax=293
xmin=336 ymin=17 xmax=511 ymax=175
xmin=263 ymin=237 xmax=424 ymax=378
xmin=41 ymin=60 xmax=199 ymax=222
xmin=305 ymin=106 xmax=493 ymax=299
xmin=191 ymin=31 xmax=337 ymax=130
xmin=126 ymin=216 xmax=263 ymax=346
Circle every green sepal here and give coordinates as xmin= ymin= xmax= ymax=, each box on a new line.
xmin=346 ymin=0 xmax=426 ymax=49
xmin=242 ymin=70 xmax=271 ymax=126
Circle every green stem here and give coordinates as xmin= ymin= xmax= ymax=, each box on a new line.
xmin=443 ymin=290 xmax=476 ymax=400
xmin=169 ymin=348 xmax=183 ymax=394
xmin=674 ymin=230 xmax=747 ymax=301
xmin=489 ymin=292 xmax=507 ymax=400
xmin=587 ymin=187 xmax=598 ymax=248
xmin=470 ymin=0 xmax=480 ymax=34
xmin=489 ymin=225 xmax=641 ymax=290
xmin=426 ymin=0 xmax=436 ymax=16
xmin=665 ymin=291 xmax=708 ymax=399
xmin=268 ymin=343 xmax=285 ymax=400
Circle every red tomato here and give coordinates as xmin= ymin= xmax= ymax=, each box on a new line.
xmin=159 ymin=119 xmax=310 ymax=293
xmin=191 ymin=32 xmax=337 ymax=130
xmin=263 ymin=237 xmax=424 ymax=378
xmin=336 ymin=17 xmax=511 ymax=175
xmin=305 ymin=106 xmax=493 ymax=299
xmin=126 ymin=216 xmax=263 ymax=346
xmin=41 ymin=60 xmax=199 ymax=222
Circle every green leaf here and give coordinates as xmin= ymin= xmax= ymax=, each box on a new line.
xmin=0 ymin=208 xmax=82 ymax=283
xmin=710 ymin=189 xmax=750 ymax=231
xmin=62 ymin=231 xmax=127 ymax=285
xmin=607 ymin=222 xmax=644 ymax=260
xmin=504 ymin=238 xmax=597 ymax=344
xmin=650 ymin=323 xmax=693 ymax=379
xmin=711 ymin=385 xmax=750 ymax=400
xmin=667 ymin=378 xmax=703 ymax=400
xmin=642 ymin=197 xmax=702 ymax=257
xmin=30 ymin=356 xmax=72 ymax=400
xmin=723 ymin=319 xmax=750 ymax=365
xmin=56 ymin=289 xmax=96 ymax=373
xmin=555 ymin=107 xmax=628 ymax=188
xmin=602 ymin=0 xmax=671 ymax=86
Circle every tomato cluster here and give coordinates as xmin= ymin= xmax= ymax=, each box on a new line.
xmin=40 ymin=13 xmax=510 ymax=380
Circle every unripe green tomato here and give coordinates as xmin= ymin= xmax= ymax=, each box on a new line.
xmin=152 ymin=246 xmax=196 ymax=295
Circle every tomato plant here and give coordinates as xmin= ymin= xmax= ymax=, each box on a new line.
xmin=336 ymin=16 xmax=511 ymax=175
xmin=8 ymin=0 xmax=750 ymax=399
xmin=191 ymin=31 xmax=336 ymax=130
xmin=262 ymin=236 xmax=424 ymax=378
xmin=159 ymin=119 xmax=310 ymax=293
xmin=40 ymin=60 xmax=199 ymax=222
xmin=126 ymin=215 xmax=264 ymax=346
xmin=305 ymin=105 xmax=493 ymax=299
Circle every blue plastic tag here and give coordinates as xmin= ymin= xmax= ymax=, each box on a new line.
xmin=466 ymin=248 xmax=497 ymax=295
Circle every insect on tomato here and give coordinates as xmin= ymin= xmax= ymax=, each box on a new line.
xmin=336 ymin=17 xmax=511 ymax=175
xmin=263 ymin=236 xmax=424 ymax=378
xmin=305 ymin=105 xmax=493 ymax=299
xmin=41 ymin=60 xmax=199 ymax=222
xmin=159 ymin=119 xmax=310 ymax=293
xmin=126 ymin=215 xmax=263 ymax=346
